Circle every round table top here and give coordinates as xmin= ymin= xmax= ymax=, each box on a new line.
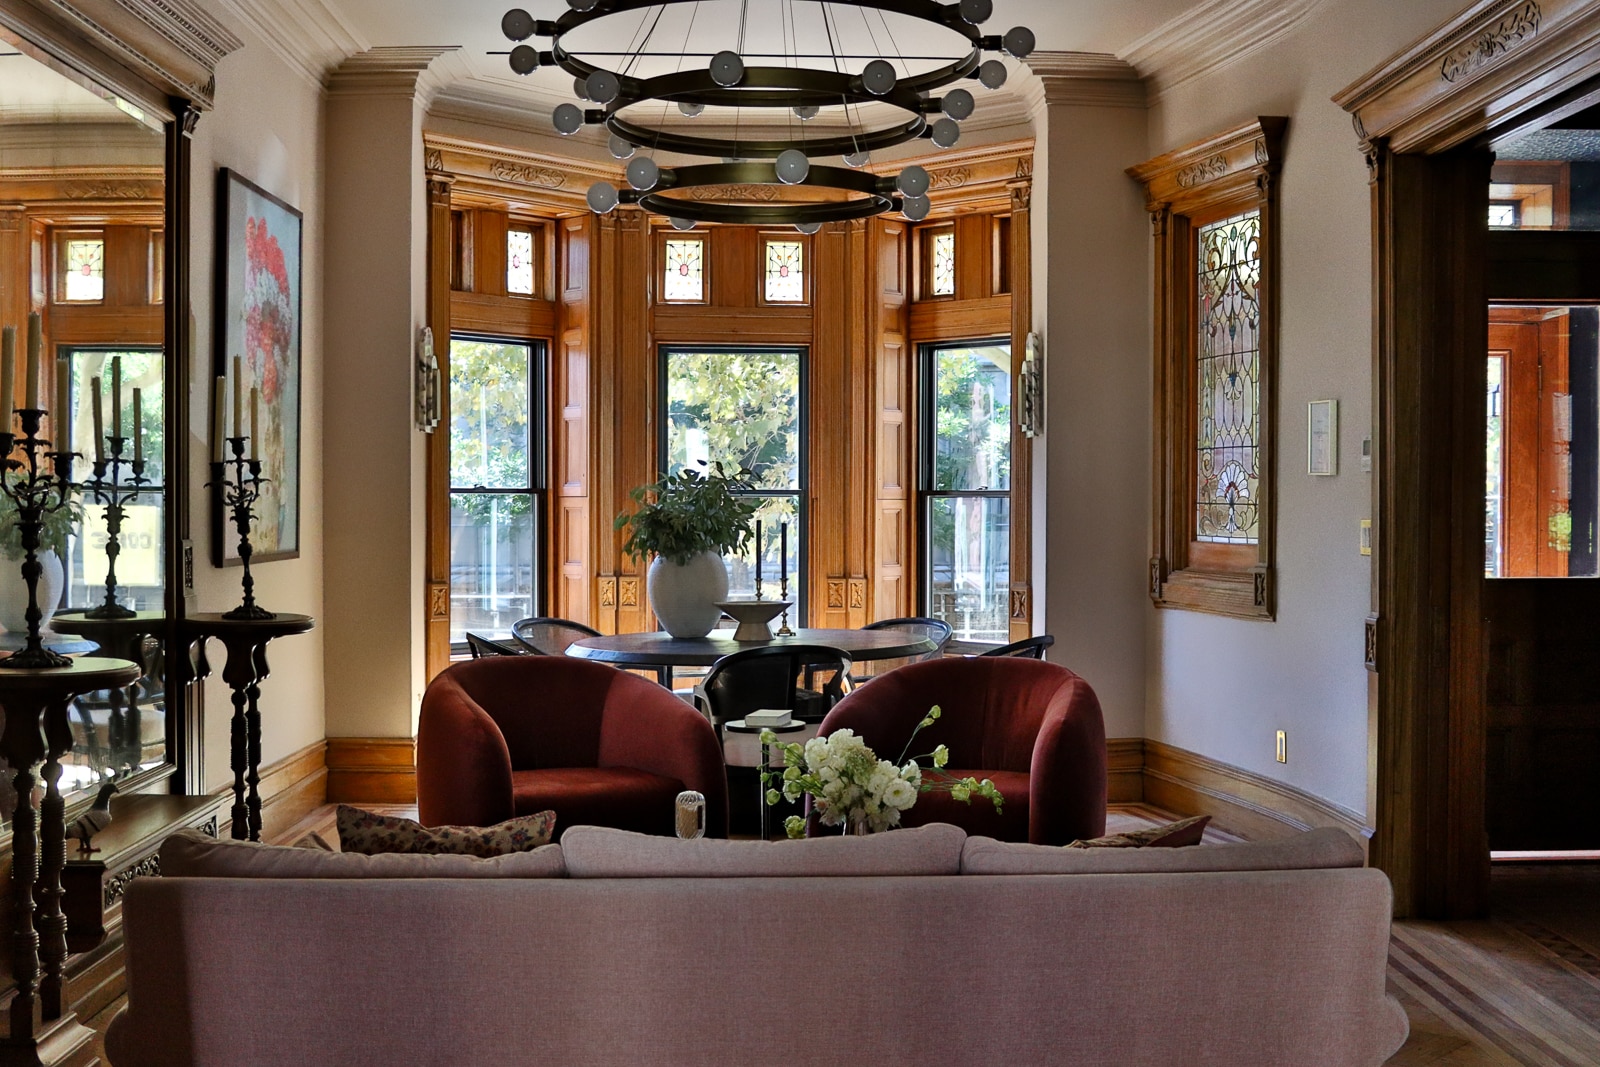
xmin=0 ymin=655 xmax=142 ymax=692
xmin=49 ymin=609 xmax=167 ymax=637
xmin=568 ymin=628 xmax=936 ymax=668
xmin=186 ymin=611 xmax=316 ymax=637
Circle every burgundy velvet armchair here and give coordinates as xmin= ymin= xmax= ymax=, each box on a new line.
xmin=418 ymin=657 xmax=728 ymax=839
xmin=817 ymin=657 xmax=1106 ymax=845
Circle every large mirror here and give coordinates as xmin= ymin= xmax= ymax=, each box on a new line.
xmin=0 ymin=38 xmax=173 ymax=822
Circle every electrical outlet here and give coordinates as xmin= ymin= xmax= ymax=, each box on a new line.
xmin=1275 ymin=730 xmax=1287 ymax=764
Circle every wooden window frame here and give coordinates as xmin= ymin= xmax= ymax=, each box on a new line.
xmin=657 ymin=230 xmax=710 ymax=305
xmin=1130 ymin=117 xmax=1287 ymax=620
xmin=757 ymin=233 xmax=811 ymax=306
xmin=53 ymin=228 xmax=108 ymax=304
xmin=913 ymin=224 xmax=957 ymax=301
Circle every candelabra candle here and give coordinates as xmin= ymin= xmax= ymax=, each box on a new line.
xmin=0 ymin=407 xmax=79 ymax=669
xmin=754 ymin=519 xmax=763 ymax=599
xmin=209 ymin=435 xmax=276 ymax=621
xmin=83 ymin=430 xmax=150 ymax=619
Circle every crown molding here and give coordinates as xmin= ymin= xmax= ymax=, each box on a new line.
xmin=1127 ymin=116 xmax=1287 ymax=212
xmin=1023 ymin=52 xmax=1145 ymax=110
xmin=1124 ymin=0 xmax=1324 ymax=105
xmin=327 ymin=46 xmax=464 ymax=105
xmin=214 ymin=0 xmax=365 ymax=89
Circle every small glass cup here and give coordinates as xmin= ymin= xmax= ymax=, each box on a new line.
xmin=675 ymin=790 xmax=706 ymax=840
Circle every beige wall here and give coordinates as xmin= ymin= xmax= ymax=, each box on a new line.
xmin=188 ymin=24 xmax=327 ymax=792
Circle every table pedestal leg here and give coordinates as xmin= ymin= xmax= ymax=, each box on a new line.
xmin=227 ymin=681 xmax=249 ymax=840
xmin=37 ymin=698 xmax=73 ymax=1021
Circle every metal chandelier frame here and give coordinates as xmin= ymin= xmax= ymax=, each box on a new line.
xmin=499 ymin=0 xmax=1035 ymax=227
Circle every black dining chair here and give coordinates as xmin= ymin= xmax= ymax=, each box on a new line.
xmin=978 ymin=634 xmax=1054 ymax=660
xmin=465 ymin=632 xmax=525 ymax=658
xmin=698 ymin=644 xmax=854 ymax=734
xmin=852 ymin=616 xmax=954 ymax=684
xmin=511 ymin=617 xmax=601 ymax=656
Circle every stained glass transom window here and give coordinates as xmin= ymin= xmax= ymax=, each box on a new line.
xmin=764 ymin=240 xmax=805 ymax=303
xmin=63 ymin=237 xmax=105 ymax=302
xmin=507 ymin=228 xmax=534 ymax=295
xmin=931 ymin=231 xmax=956 ymax=296
xmin=1195 ymin=210 xmax=1261 ymax=544
xmin=662 ymin=237 xmax=705 ymax=302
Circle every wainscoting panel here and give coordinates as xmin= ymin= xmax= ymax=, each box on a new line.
xmin=1105 ymin=738 xmax=1145 ymax=804
xmin=326 ymin=738 xmax=418 ymax=804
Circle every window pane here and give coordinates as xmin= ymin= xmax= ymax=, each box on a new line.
xmin=931 ymin=231 xmax=955 ymax=296
xmin=67 ymin=348 xmax=166 ymax=489
xmin=724 ymin=495 xmax=800 ymax=601
xmin=927 ymin=495 xmax=1010 ymax=643
xmin=450 ymin=493 xmax=536 ymax=645
xmin=764 ymin=239 xmax=805 ymax=302
xmin=1196 ymin=210 xmax=1262 ymax=544
xmin=933 ymin=343 xmax=1011 ymax=492
xmin=507 ymin=228 xmax=534 ymax=294
xmin=663 ymin=237 xmax=704 ymax=302
xmin=449 ymin=339 xmax=530 ymax=488
xmin=64 ymin=237 xmax=105 ymax=302
xmin=665 ymin=349 xmax=800 ymax=492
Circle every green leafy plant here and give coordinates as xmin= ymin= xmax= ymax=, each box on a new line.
xmin=0 ymin=494 xmax=84 ymax=562
xmin=614 ymin=462 xmax=759 ymax=566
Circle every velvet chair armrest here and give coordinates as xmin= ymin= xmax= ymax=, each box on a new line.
xmin=1028 ymin=676 xmax=1109 ymax=845
xmin=596 ymin=675 xmax=730 ymax=838
xmin=417 ymin=679 xmax=515 ymax=828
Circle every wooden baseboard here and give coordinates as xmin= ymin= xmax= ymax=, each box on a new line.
xmin=1106 ymin=737 xmax=1145 ymax=804
xmin=1141 ymin=739 xmax=1373 ymax=845
xmin=326 ymin=738 xmax=417 ymax=804
xmin=214 ymin=739 xmax=328 ymax=841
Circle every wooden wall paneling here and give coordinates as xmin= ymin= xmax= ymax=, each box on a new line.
xmin=475 ymin=209 xmax=509 ymax=298
xmin=325 ymin=738 xmax=417 ymax=804
xmin=712 ymin=226 xmax=755 ymax=308
xmin=809 ymin=221 xmax=852 ymax=629
xmin=448 ymin=291 xmax=557 ymax=339
xmin=424 ymin=174 xmax=453 ymax=680
xmin=45 ymin=305 xmax=161 ymax=346
xmin=1009 ymin=183 xmax=1033 ymax=640
xmin=846 ymin=221 xmax=872 ymax=628
xmin=652 ymin=305 xmax=812 ymax=344
xmin=556 ymin=215 xmax=593 ymax=625
xmin=870 ymin=217 xmax=911 ymax=621
xmin=103 ymin=224 xmax=147 ymax=305
xmin=954 ymin=213 xmax=991 ymax=300
xmin=907 ymin=298 xmax=1013 ymax=343
xmin=607 ymin=212 xmax=655 ymax=636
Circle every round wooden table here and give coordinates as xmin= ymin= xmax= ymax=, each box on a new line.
xmin=567 ymin=627 xmax=936 ymax=686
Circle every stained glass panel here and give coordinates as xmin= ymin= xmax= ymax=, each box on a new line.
xmin=931 ymin=231 xmax=955 ymax=296
xmin=507 ymin=228 xmax=534 ymax=295
xmin=763 ymin=240 xmax=805 ymax=302
xmin=64 ymin=237 xmax=105 ymax=302
xmin=1195 ymin=210 xmax=1261 ymax=544
xmin=663 ymin=237 xmax=704 ymax=302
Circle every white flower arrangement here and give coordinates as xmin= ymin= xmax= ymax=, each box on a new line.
xmin=760 ymin=706 xmax=1004 ymax=838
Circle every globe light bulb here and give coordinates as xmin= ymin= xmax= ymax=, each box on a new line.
xmin=567 ymin=0 xmax=598 ymax=10
xmin=775 ymin=149 xmax=811 ymax=185
xmin=509 ymin=45 xmax=539 ymax=75
xmin=586 ymin=181 xmax=619 ymax=213
xmin=959 ymin=0 xmax=992 ymax=25
xmin=941 ymin=88 xmax=974 ymax=121
xmin=796 ymin=221 xmax=821 ymax=234
xmin=862 ymin=59 xmax=897 ymax=96
xmin=626 ymin=156 xmax=660 ymax=191
xmin=1002 ymin=26 xmax=1036 ymax=60
xmin=842 ymin=150 xmax=870 ymax=168
xmin=678 ymin=100 xmax=705 ymax=117
xmin=902 ymin=195 xmax=931 ymax=221
xmin=670 ymin=216 xmax=696 ymax=230
xmin=573 ymin=76 xmax=591 ymax=101
xmin=931 ymin=117 xmax=961 ymax=148
xmin=793 ymin=105 xmax=819 ymax=120
xmin=501 ymin=8 xmax=536 ymax=41
xmin=896 ymin=165 xmax=930 ymax=197
xmin=608 ymin=133 xmax=636 ymax=160
xmin=585 ymin=70 xmax=620 ymax=104
xmin=978 ymin=59 xmax=1008 ymax=90
xmin=710 ymin=50 xmax=745 ymax=87
xmin=552 ymin=103 xmax=585 ymax=135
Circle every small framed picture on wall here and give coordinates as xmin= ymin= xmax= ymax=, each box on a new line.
xmin=1308 ymin=399 xmax=1338 ymax=476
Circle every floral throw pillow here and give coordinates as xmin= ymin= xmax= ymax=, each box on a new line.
xmin=1066 ymin=814 xmax=1211 ymax=850
xmin=336 ymin=806 xmax=557 ymax=858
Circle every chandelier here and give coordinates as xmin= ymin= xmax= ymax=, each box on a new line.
xmin=498 ymin=0 xmax=1036 ymax=229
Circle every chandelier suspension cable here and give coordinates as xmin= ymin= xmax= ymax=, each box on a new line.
xmin=504 ymin=0 xmax=1036 ymax=226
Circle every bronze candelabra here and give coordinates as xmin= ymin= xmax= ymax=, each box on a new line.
xmin=210 ymin=436 xmax=275 ymax=620
xmin=0 ymin=408 xmax=77 ymax=669
xmin=82 ymin=436 xmax=148 ymax=619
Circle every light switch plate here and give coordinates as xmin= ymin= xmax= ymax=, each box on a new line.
xmin=1275 ymin=730 xmax=1287 ymax=764
xmin=1360 ymin=520 xmax=1372 ymax=556
xmin=1361 ymin=435 xmax=1372 ymax=472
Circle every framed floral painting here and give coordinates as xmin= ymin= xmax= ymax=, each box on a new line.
xmin=213 ymin=169 xmax=301 ymax=565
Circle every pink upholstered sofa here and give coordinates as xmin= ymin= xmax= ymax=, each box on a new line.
xmin=106 ymin=825 xmax=1407 ymax=1067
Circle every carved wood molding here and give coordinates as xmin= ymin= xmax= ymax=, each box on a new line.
xmin=1335 ymin=0 xmax=1600 ymax=153
xmin=1127 ymin=117 xmax=1287 ymax=213
xmin=327 ymin=46 xmax=461 ymax=100
xmin=0 ymin=0 xmax=241 ymax=115
xmin=1026 ymin=52 xmax=1145 ymax=109
xmin=425 ymin=132 xmax=621 ymax=215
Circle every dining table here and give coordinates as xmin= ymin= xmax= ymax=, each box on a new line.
xmin=565 ymin=627 xmax=937 ymax=687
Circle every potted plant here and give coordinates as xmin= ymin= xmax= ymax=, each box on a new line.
xmin=0 ymin=494 xmax=82 ymax=633
xmin=615 ymin=462 xmax=758 ymax=638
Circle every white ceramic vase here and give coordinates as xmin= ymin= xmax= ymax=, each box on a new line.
xmin=0 ymin=550 xmax=64 ymax=634
xmin=648 ymin=551 xmax=729 ymax=638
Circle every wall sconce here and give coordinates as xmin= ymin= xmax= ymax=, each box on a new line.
xmin=1019 ymin=331 xmax=1044 ymax=438
xmin=415 ymin=326 xmax=440 ymax=433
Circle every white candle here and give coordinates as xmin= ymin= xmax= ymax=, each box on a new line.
xmin=54 ymin=358 xmax=68 ymax=441
xmin=91 ymin=376 xmax=104 ymax=462
xmin=133 ymin=387 xmax=142 ymax=462
xmin=25 ymin=312 xmax=41 ymax=410
xmin=232 ymin=355 xmax=242 ymax=441
xmin=249 ymin=386 xmax=259 ymax=461
xmin=1 ymin=326 xmax=14 ymax=420
xmin=212 ymin=376 xmax=226 ymax=461
xmin=110 ymin=356 xmax=121 ymax=440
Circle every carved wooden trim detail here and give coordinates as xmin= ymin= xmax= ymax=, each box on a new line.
xmin=827 ymin=579 xmax=847 ymax=610
xmin=848 ymin=579 xmax=866 ymax=611
xmin=598 ymin=577 xmax=616 ymax=608
xmin=425 ymin=148 xmax=444 ymax=172
xmin=102 ymin=854 xmax=160 ymax=909
xmin=1128 ymin=119 xmax=1286 ymax=210
xmin=619 ymin=578 xmax=639 ymax=608
xmin=428 ymin=583 xmax=449 ymax=622
xmin=1176 ymin=155 xmax=1229 ymax=188
xmin=489 ymin=159 xmax=567 ymax=189
xmin=1441 ymin=1 xmax=1541 ymax=83
xmin=1364 ymin=613 xmax=1380 ymax=672
xmin=1009 ymin=586 xmax=1028 ymax=621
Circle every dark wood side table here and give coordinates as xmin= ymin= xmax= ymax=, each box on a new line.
xmin=47 ymin=610 xmax=165 ymax=780
xmin=185 ymin=613 xmax=314 ymax=841
xmin=0 ymin=657 xmax=141 ymax=1066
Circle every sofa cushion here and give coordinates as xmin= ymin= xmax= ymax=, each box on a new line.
xmin=336 ymin=805 xmax=556 ymax=857
xmin=563 ymin=822 xmax=967 ymax=877
xmin=512 ymin=767 xmax=683 ymax=839
xmin=1067 ymin=814 xmax=1210 ymax=849
xmin=160 ymin=829 xmax=566 ymax=879
xmin=960 ymin=826 xmax=1364 ymax=875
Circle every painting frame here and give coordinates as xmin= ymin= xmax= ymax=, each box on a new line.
xmin=213 ymin=168 xmax=302 ymax=566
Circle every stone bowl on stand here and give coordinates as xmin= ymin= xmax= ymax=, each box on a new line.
xmin=717 ymin=601 xmax=789 ymax=642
